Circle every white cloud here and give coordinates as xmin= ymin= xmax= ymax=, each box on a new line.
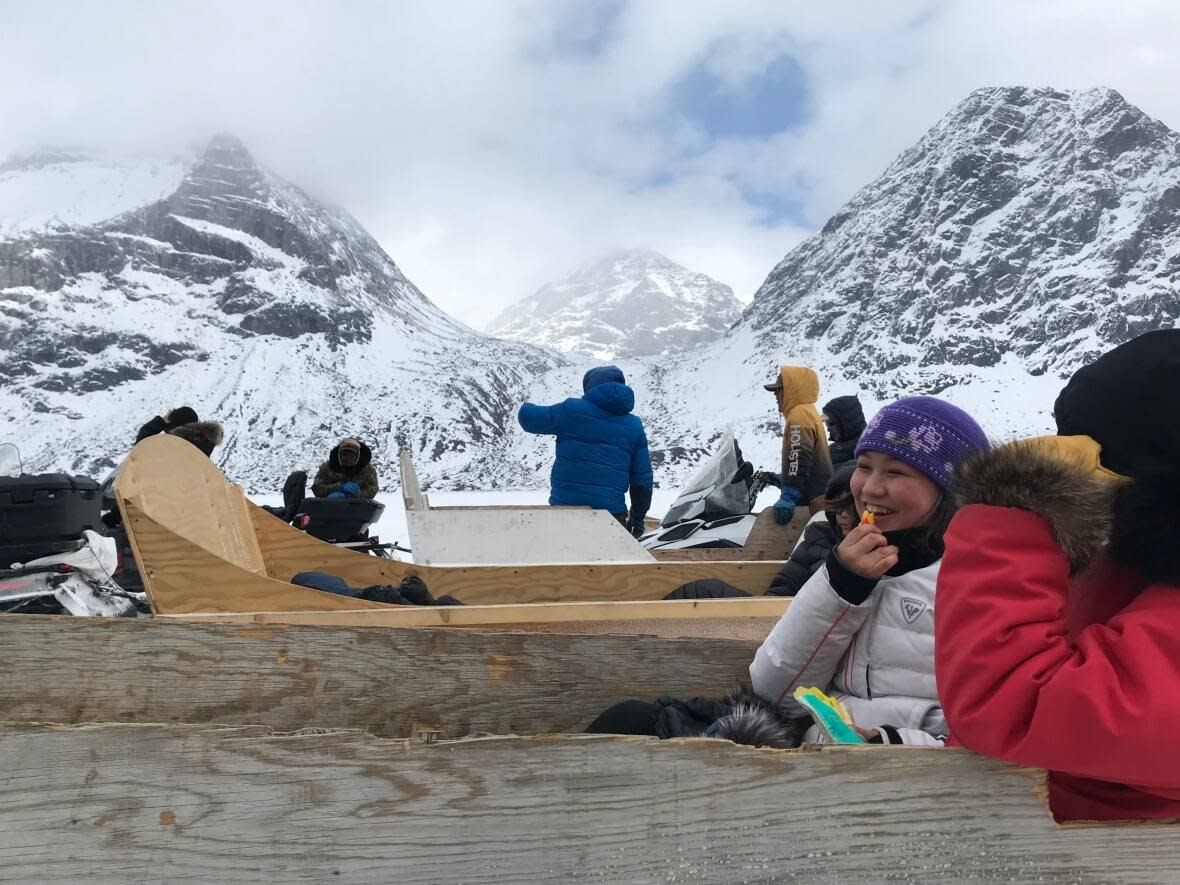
xmin=1 ymin=1 xmax=1179 ymax=326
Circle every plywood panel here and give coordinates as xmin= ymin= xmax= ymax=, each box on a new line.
xmin=0 ymin=724 xmax=1172 ymax=884
xmin=125 ymin=503 xmax=388 ymax=615
xmin=116 ymin=434 xmax=265 ymax=574
xmin=0 ymin=615 xmax=759 ymax=737
xmin=252 ymin=499 xmax=783 ymax=606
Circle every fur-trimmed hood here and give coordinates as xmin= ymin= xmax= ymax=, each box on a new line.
xmin=328 ymin=440 xmax=373 ymax=472
xmin=706 ymin=687 xmax=809 ymax=749
xmin=953 ymin=435 xmax=1180 ymax=584
xmin=167 ymin=421 xmax=224 ymax=457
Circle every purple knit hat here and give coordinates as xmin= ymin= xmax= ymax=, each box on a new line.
xmin=854 ymin=396 xmax=988 ymax=490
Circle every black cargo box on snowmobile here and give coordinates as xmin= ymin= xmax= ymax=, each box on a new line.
xmin=0 ymin=474 xmax=103 ymax=549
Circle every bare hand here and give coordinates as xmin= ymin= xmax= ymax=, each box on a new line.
xmin=852 ymin=724 xmax=880 ymax=742
xmin=834 ymin=523 xmax=898 ymax=579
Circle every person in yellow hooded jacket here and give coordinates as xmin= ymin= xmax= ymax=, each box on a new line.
xmin=757 ymin=366 xmax=834 ymax=525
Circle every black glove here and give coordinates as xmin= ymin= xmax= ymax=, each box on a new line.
xmin=628 ymin=483 xmax=652 ymax=539
xmin=398 ymin=575 xmax=433 ymax=606
xmin=756 ymin=470 xmax=782 ymax=488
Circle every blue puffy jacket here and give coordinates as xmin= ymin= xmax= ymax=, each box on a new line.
xmin=518 ymin=366 xmax=654 ymax=515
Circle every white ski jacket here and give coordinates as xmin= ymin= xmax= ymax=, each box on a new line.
xmin=750 ymin=557 xmax=946 ymax=746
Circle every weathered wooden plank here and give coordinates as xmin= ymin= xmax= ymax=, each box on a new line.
xmin=0 ymin=724 xmax=1173 ymax=884
xmin=0 ymin=615 xmax=757 ymax=738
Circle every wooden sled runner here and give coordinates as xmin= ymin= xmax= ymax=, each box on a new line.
xmin=117 ymin=435 xmax=788 ymax=636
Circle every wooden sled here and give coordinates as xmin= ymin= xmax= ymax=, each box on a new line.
xmin=116 ymin=435 xmax=788 ymax=637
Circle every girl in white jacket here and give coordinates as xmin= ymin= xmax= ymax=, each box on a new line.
xmin=745 ymin=396 xmax=988 ymax=747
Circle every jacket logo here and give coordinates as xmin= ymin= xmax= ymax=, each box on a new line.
xmin=900 ymin=597 xmax=926 ymax=624
xmin=787 ymin=426 xmax=802 ymax=476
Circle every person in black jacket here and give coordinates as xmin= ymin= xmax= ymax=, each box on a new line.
xmin=766 ymin=463 xmax=856 ymax=596
xmin=822 ymin=396 xmax=867 ymax=469
xmin=135 ymin=407 xmax=199 ymax=444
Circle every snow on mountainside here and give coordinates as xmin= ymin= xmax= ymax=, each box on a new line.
xmin=0 ymin=151 xmax=189 ymax=234
xmin=0 ymin=136 xmax=562 ymax=490
xmin=5 ymin=87 xmax=1179 ymax=499
xmin=512 ymin=87 xmax=1180 ymax=488
xmin=488 ymin=249 xmax=742 ymax=359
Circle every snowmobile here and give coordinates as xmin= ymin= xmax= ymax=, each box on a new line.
xmin=639 ymin=431 xmax=769 ymax=552
xmin=261 ymin=470 xmax=408 ymax=560
xmin=0 ymin=443 xmax=146 ymax=616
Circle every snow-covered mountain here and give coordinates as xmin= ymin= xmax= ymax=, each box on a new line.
xmin=6 ymin=87 xmax=1179 ymax=498
xmin=488 ymin=250 xmax=742 ymax=359
xmin=512 ymin=87 xmax=1180 ymax=486
xmin=0 ymin=136 xmax=562 ymax=490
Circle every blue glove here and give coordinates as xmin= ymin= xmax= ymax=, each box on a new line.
xmin=774 ymin=488 xmax=800 ymax=525
xmin=327 ymin=491 xmax=348 ymax=499
xmin=340 ymin=481 xmax=361 ymax=496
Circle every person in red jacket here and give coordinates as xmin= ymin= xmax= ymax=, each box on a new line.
xmin=936 ymin=329 xmax=1180 ymax=822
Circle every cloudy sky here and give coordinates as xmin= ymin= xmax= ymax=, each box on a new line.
xmin=3 ymin=1 xmax=1179 ymax=326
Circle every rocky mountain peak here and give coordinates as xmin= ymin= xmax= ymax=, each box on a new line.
xmin=742 ymin=85 xmax=1180 ymax=403
xmin=489 ymin=249 xmax=742 ymax=359
xmin=0 ymin=136 xmax=563 ymax=485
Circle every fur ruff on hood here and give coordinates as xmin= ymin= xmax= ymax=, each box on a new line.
xmin=168 ymin=421 xmax=224 ymax=457
xmin=949 ymin=437 xmax=1180 ymax=581
xmin=708 ymin=687 xmax=809 ymax=749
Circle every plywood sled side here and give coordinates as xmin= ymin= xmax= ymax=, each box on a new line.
xmin=116 ymin=434 xmax=266 ymax=575
xmin=252 ymin=498 xmax=784 ymax=604
xmin=0 ymin=615 xmax=758 ymax=737
xmin=1 ymin=725 xmax=1173 ymax=884
xmin=248 ymin=499 xmax=419 ymax=584
xmin=124 ymin=501 xmax=388 ymax=615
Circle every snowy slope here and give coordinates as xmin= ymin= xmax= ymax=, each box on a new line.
xmin=0 ymin=136 xmax=562 ymax=491
xmin=488 ymin=249 xmax=742 ymax=359
xmin=0 ymin=151 xmax=189 ymax=234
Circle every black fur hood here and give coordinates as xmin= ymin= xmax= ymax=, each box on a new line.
xmin=706 ymin=687 xmax=809 ymax=749
xmin=168 ymin=421 xmax=224 ymax=457
xmin=953 ymin=437 xmax=1180 ymax=585
xmin=329 ymin=441 xmax=373 ymax=471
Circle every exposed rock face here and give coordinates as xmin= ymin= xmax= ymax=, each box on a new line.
xmin=489 ymin=249 xmax=742 ymax=359
xmin=0 ymin=136 xmax=562 ymax=488
xmin=743 ymin=87 xmax=1180 ymax=398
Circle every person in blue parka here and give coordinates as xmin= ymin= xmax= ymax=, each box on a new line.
xmin=518 ymin=365 xmax=654 ymax=537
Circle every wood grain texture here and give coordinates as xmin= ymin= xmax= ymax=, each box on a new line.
xmin=0 ymin=724 xmax=1173 ymax=885
xmin=0 ymin=615 xmax=758 ymax=737
xmin=163 ymin=596 xmax=791 ymax=639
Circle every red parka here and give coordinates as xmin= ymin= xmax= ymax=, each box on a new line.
xmin=936 ymin=437 xmax=1180 ymax=822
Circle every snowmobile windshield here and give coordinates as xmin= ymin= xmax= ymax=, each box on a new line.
xmin=661 ymin=431 xmax=755 ymax=527
xmin=0 ymin=443 xmax=22 ymax=477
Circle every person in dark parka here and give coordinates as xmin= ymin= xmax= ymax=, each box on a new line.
xmin=518 ymin=365 xmax=654 ymax=536
xmin=822 ymin=395 xmax=867 ymax=469
xmin=767 ymin=463 xmax=857 ymax=596
xmin=135 ymin=406 xmax=199 ymax=444
xmin=312 ymin=437 xmax=379 ymax=499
